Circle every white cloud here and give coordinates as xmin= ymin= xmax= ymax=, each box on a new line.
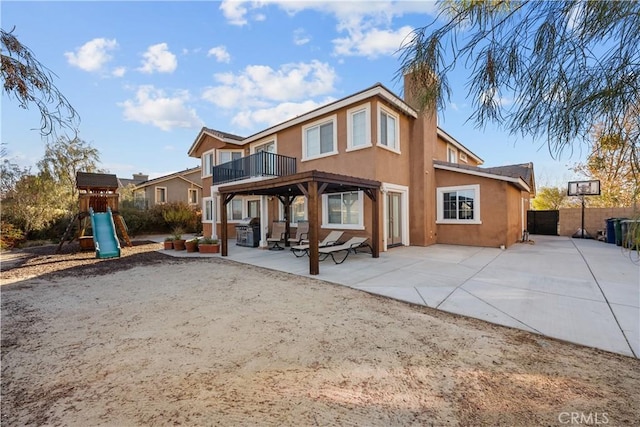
xmin=220 ymin=0 xmax=249 ymax=26
xmin=138 ymin=43 xmax=177 ymax=74
xmin=207 ymin=46 xmax=231 ymax=63
xmin=218 ymin=1 xmax=435 ymax=59
xmin=64 ymin=38 xmax=118 ymax=72
xmin=201 ymin=60 xmax=337 ymax=131
xmin=202 ymin=60 xmax=337 ymax=109
xmin=231 ymin=99 xmax=335 ymax=129
xmin=119 ymin=85 xmax=203 ymax=131
xmin=112 ymin=67 xmax=126 ymax=77
xmin=333 ymin=25 xmax=414 ymax=58
xmin=293 ymin=28 xmax=310 ymax=46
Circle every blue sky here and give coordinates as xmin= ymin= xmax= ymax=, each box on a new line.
xmin=2 ymin=0 xmax=583 ymax=185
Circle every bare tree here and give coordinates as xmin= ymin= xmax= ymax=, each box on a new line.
xmin=399 ymin=1 xmax=640 ymax=158
xmin=1 ymin=27 xmax=79 ymax=137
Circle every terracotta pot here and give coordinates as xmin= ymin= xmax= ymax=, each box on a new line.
xmin=163 ymin=241 xmax=173 ymax=250
xmin=79 ymin=236 xmax=95 ymax=251
xmin=198 ymin=244 xmax=220 ymax=254
xmin=173 ymin=239 xmax=186 ymax=251
xmin=185 ymin=241 xmax=199 ymax=252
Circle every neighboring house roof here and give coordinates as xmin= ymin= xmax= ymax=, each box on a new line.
xmin=188 ymin=127 xmax=245 ymax=156
xmin=76 ymin=172 xmax=119 ymax=191
xmin=433 ymin=160 xmax=533 ymax=193
xmin=134 ymin=167 xmax=203 ymax=189
xmin=436 ymin=127 xmax=484 ymax=165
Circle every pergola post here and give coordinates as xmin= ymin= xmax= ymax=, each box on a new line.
xmin=308 ymin=181 xmax=319 ymax=275
xmin=221 ymin=193 xmax=233 ymax=256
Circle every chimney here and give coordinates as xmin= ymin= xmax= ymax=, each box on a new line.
xmin=133 ymin=173 xmax=149 ymax=182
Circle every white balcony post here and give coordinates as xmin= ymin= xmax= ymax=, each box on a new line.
xmin=259 ymin=195 xmax=269 ymax=248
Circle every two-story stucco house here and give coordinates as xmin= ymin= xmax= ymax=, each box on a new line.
xmin=133 ymin=167 xmax=202 ymax=209
xmin=188 ymin=75 xmax=535 ymax=273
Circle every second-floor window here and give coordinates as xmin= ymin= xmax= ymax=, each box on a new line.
xmin=303 ymin=116 xmax=337 ymax=160
xmin=447 ymin=146 xmax=458 ymax=163
xmin=347 ymin=104 xmax=371 ymax=151
xmin=203 ymin=151 xmax=214 ymax=177
xmin=218 ymin=151 xmax=243 ymax=165
xmin=378 ymin=107 xmax=399 ymax=152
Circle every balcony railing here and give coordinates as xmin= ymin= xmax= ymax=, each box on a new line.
xmin=212 ymin=151 xmax=297 ymax=185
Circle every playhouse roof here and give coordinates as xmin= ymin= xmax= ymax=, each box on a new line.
xmin=76 ymin=172 xmax=120 ymax=191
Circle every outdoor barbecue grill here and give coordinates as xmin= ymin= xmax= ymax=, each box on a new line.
xmin=235 ymin=217 xmax=261 ymax=247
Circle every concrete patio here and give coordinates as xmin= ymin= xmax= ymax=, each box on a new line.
xmin=153 ymin=235 xmax=639 ymax=358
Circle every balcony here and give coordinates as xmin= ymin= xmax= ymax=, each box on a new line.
xmin=212 ymin=151 xmax=297 ymax=185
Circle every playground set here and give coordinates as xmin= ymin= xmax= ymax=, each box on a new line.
xmin=56 ymin=172 xmax=132 ymax=258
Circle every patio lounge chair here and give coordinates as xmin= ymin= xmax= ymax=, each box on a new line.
xmin=267 ymin=221 xmax=286 ymax=250
xmin=288 ymin=221 xmax=309 ymax=246
xmin=318 ymin=236 xmax=371 ymax=264
xmin=290 ymin=230 xmax=344 ymax=257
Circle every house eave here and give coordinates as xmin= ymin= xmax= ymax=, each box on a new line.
xmin=434 ymin=163 xmax=531 ymax=192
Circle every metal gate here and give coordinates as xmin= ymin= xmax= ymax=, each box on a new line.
xmin=527 ymin=210 xmax=559 ymax=235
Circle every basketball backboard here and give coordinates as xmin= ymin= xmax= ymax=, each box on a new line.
xmin=567 ymin=180 xmax=601 ymax=196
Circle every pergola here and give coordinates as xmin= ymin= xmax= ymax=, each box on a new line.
xmin=218 ymin=170 xmax=381 ymax=275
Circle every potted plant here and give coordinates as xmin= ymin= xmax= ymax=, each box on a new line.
xmin=185 ymin=237 xmax=199 ymax=253
xmin=163 ymin=236 xmax=174 ymax=250
xmin=198 ymin=237 xmax=220 ymax=254
xmin=171 ymin=227 xmax=186 ymax=251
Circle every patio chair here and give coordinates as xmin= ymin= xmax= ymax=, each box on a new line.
xmin=288 ymin=221 xmax=309 ymax=246
xmin=267 ymin=221 xmax=286 ymax=250
xmin=318 ymin=237 xmax=371 ymax=264
xmin=290 ymin=230 xmax=344 ymax=257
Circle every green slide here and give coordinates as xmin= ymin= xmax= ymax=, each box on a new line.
xmin=89 ymin=207 xmax=121 ymax=259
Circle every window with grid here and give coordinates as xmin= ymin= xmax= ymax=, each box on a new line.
xmin=437 ymin=185 xmax=481 ymax=224
xmin=324 ymin=191 xmax=362 ymax=228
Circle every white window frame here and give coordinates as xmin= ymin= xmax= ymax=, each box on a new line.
xmin=247 ymin=198 xmax=261 ymax=218
xmin=250 ymin=137 xmax=277 ymax=154
xmin=278 ymin=195 xmax=308 ymax=225
xmin=203 ymin=197 xmax=214 ymax=223
xmin=301 ymin=115 xmax=338 ymax=162
xmin=227 ymin=198 xmax=244 ymax=222
xmin=322 ymin=191 xmax=365 ymax=230
xmin=346 ymin=103 xmax=371 ymax=152
xmin=222 ymin=195 xmax=260 ymax=223
xmin=377 ymin=104 xmax=400 ymax=154
xmin=459 ymin=152 xmax=468 ymax=163
xmin=155 ymin=187 xmax=167 ymax=204
xmin=188 ymin=188 xmax=198 ymax=205
xmin=436 ymin=184 xmax=482 ymax=225
xmin=447 ymin=145 xmax=458 ymax=163
xmin=202 ymin=150 xmax=214 ymax=177
xmin=217 ymin=149 xmax=244 ymax=165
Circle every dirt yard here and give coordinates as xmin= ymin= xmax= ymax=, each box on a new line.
xmin=1 ymin=242 xmax=639 ymax=426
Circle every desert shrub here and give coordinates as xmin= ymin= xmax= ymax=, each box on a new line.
xmin=161 ymin=202 xmax=199 ymax=232
xmin=26 ymin=211 xmax=73 ymax=242
xmin=120 ymin=207 xmax=163 ymax=236
xmin=1 ymin=221 xmax=25 ymax=250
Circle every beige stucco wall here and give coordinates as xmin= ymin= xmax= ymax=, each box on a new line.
xmin=434 ymin=170 xmax=525 ymax=248
xmin=558 ymin=207 xmax=637 ymax=236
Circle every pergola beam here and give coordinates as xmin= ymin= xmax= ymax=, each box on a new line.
xmin=218 ymin=170 xmax=381 ymax=275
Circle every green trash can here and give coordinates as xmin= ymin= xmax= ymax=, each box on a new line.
xmin=614 ymin=218 xmax=628 ymax=246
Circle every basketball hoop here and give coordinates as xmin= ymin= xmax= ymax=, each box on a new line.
xmin=567 ymin=180 xmax=601 ymax=239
